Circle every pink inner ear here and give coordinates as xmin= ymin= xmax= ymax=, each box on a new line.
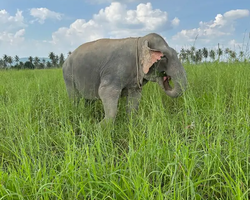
xmin=151 ymin=51 xmax=163 ymax=63
xmin=142 ymin=49 xmax=164 ymax=74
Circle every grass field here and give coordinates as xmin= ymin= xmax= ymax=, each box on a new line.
xmin=0 ymin=62 xmax=249 ymax=199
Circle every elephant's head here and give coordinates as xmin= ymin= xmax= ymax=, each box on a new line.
xmin=139 ymin=33 xmax=187 ymax=98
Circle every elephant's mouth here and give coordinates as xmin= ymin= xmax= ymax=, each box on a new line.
xmin=158 ymin=71 xmax=172 ymax=91
xmin=163 ymin=76 xmax=172 ymax=91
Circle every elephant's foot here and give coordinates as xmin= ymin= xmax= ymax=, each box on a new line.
xmin=97 ymin=118 xmax=115 ymax=130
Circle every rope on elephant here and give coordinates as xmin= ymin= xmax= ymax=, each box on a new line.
xmin=136 ymin=37 xmax=142 ymax=89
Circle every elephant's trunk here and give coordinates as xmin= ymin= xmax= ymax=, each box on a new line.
xmin=164 ymin=74 xmax=187 ymax=98
xmin=158 ymin=69 xmax=187 ymax=98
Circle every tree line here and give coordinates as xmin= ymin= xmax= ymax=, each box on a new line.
xmin=0 ymin=46 xmax=249 ymax=70
xmin=0 ymin=51 xmax=72 ymax=70
xmin=178 ymin=46 xmax=248 ymax=64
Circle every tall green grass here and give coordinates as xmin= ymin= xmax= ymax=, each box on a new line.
xmin=0 ymin=63 xmax=249 ymax=199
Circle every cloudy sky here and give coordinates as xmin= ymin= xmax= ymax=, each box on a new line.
xmin=1 ymin=0 xmax=249 ymax=57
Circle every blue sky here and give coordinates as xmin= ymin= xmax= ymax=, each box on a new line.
xmin=1 ymin=0 xmax=249 ymax=57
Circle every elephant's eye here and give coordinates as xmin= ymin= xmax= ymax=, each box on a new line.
xmin=158 ymin=71 xmax=167 ymax=77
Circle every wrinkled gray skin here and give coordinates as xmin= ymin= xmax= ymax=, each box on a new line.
xmin=63 ymin=33 xmax=187 ymax=124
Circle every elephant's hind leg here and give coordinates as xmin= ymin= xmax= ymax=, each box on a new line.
xmin=64 ymin=77 xmax=80 ymax=104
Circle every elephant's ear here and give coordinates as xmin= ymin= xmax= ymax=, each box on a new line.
xmin=141 ymin=40 xmax=163 ymax=74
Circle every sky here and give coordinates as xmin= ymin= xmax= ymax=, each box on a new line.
xmin=1 ymin=0 xmax=250 ymax=57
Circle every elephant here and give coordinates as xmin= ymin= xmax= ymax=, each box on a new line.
xmin=62 ymin=33 xmax=187 ymax=124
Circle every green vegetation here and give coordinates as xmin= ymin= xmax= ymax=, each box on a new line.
xmin=0 ymin=62 xmax=249 ymax=199
xmin=0 ymin=52 xmax=67 ymax=70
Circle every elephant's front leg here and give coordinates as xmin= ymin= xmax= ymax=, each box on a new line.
xmin=98 ymin=84 xmax=121 ymax=126
xmin=127 ymin=88 xmax=142 ymax=116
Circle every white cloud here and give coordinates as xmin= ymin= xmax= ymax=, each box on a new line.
xmin=0 ymin=10 xmax=27 ymax=56
xmin=0 ymin=9 xmax=26 ymax=31
xmin=171 ymin=17 xmax=180 ymax=27
xmin=228 ymin=39 xmax=244 ymax=51
xmin=50 ymin=2 xmax=179 ymax=48
xmin=30 ymin=8 xmax=63 ymax=24
xmin=0 ymin=29 xmax=25 ymax=52
xmin=224 ymin=9 xmax=250 ymax=20
xmin=93 ymin=2 xmax=170 ymax=31
xmin=87 ymin=0 xmax=149 ymax=4
xmin=172 ymin=9 xmax=249 ymax=43
xmin=51 ymin=19 xmax=103 ymax=46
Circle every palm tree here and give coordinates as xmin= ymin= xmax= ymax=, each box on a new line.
xmin=34 ymin=57 xmax=40 ymax=69
xmin=191 ymin=54 xmax=196 ymax=64
xmin=19 ymin=61 xmax=24 ymax=69
xmin=239 ymin=51 xmax=244 ymax=62
xmin=209 ymin=50 xmax=215 ymax=62
xmin=224 ymin=48 xmax=231 ymax=62
xmin=217 ymin=44 xmax=223 ymax=62
xmin=225 ymin=48 xmax=230 ymax=54
xmin=202 ymin=47 xmax=208 ymax=62
xmin=28 ymin=56 xmax=33 ymax=64
xmin=59 ymin=53 xmax=65 ymax=66
xmin=49 ymin=52 xmax=56 ymax=67
xmin=185 ymin=49 xmax=191 ymax=63
xmin=42 ymin=58 xmax=46 ymax=65
xmin=46 ymin=61 xmax=52 ymax=68
xmin=7 ymin=56 xmax=13 ymax=68
xmin=54 ymin=55 xmax=59 ymax=67
xmin=15 ymin=55 xmax=20 ymax=64
xmin=179 ymin=48 xmax=186 ymax=63
xmin=24 ymin=61 xmax=35 ymax=69
xmin=191 ymin=46 xmax=196 ymax=53
xmin=3 ymin=54 xmax=8 ymax=68
xmin=41 ymin=58 xmax=46 ymax=69
xmin=193 ymin=49 xmax=202 ymax=64
xmin=229 ymin=51 xmax=236 ymax=62
xmin=190 ymin=46 xmax=196 ymax=64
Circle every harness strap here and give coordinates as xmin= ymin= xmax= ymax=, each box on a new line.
xmin=136 ymin=37 xmax=142 ymax=89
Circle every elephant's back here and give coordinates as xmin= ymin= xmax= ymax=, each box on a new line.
xmin=63 ymin=37 xmax=138 ymax=99
xmin=65 ymin=37 xmax=137 ymax=77
xmin=74 ymin=37 xmax=137 ymax=58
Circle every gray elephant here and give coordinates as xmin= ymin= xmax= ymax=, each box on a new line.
xmin=63 ymin=33 xmax=187 ymax=124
